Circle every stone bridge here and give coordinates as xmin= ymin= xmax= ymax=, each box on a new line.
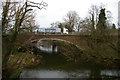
xmin=30 ymin=35 xmax=89 ymax=49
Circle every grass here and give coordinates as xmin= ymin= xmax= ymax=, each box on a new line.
xmin=3 ymin=52 xmax=42 ymax=79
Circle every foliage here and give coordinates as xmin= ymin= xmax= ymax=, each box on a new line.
xmin=79 ymin=18 xmax=92 ymax=33
xmin=58 ymin=23 xmax=64 ymax=33
xmin=2 ymin=0 xmax=47 ymax=58
xmin=54 ymin=40 xmax=83 ymax=62
xmin=112 ymin=23 xmax=116 ymax=29
xmin=2 ymin=0 xmax=48 ymax=79
xmin=83 ymin=7 xmax=120 ymax=68
xmin=2 ymin=0 xmax=47 ymax=35
xmin=2 ymin=52 xmax=42 ymax=79
xmin=97 ymin=8 xmax=107 ymax=34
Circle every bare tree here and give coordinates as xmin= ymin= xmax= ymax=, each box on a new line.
xmin=2 ymin=0 xmax=48 ymax=35
xmin=88 ymin=5 xmax=100 ymax=29
xmin=2 ymin=0 xmax=48 ymax=66
xmin=88 ymin=4 xmax=112 ymax=30
xmin=19 ymin=11 xmax=39 ymax=32
xmin=63 ymin=10 xmax=79 ymax=33
xmin=14 ymin=0 xmax=47 ymax=33
xmin=75 ymin=17 xmax=81 ymax=32
xmin=50 ymin=21 xmax=60 ymax=28
xmin=80 ymin=17 xmax=92 ymax=34
xmin=2 ymin=0 xmax=11 ymax=35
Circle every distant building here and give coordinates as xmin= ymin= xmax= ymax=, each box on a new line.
xmin=118 ymin=1 xmax=120 ymax=28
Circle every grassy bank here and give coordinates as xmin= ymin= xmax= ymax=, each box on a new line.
xmin=2 ymin=52 xmax=42 ymax=79
xmin=54 ymin=39 xmax=120 ymax=69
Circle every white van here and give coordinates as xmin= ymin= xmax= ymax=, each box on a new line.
xmin=63 ymin=28 xmax=68 ymax=34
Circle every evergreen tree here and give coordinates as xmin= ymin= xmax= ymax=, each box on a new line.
xmin=58 ymin=23 xmax=63 ymax=33
xmin=112 ymin=23 xmax=116 ymax=29
xmin=97 ymin=8 xmax=107 ymax=33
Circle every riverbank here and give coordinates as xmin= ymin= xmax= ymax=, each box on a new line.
xmin=2 ymin=52 xmax=42 ymax=79
xmin=2 ymin=33 xmax=120 ymax=79
xmin=27 ymin=39 xmax=120 ymax=70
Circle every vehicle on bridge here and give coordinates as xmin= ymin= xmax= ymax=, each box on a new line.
xmin=36 ymin=27 xmax=68 ymax=34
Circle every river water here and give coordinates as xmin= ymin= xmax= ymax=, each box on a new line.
xmin=20 ymin=39 xmax=120 ymax=79
xmin=20 ymin=69 xmax=120 ymax=78
xmin=37 ymin=39 xmax=59 ymax=54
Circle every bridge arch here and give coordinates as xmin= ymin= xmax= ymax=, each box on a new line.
xmin=36 ymin=38 xmax=82 ymax=50
xmin=30 ymin=35 xmax=87 ymax=50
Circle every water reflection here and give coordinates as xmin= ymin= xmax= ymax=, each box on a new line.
xmin=101 ymin=70 xmax=120 ymax=77
xmin=37 ymin=40 xmax=59 ymax=54
xmin=20 ymin=69 xmax=120 ymax=78
xmin=20 ymin=70 xmax=67 ymax=78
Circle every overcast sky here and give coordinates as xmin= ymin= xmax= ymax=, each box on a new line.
xmin=0 ymin=0 xmax=119 ymax=28
xmin=28 ymin=0 xmax=118 ymax=28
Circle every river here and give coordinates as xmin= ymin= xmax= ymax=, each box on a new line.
xmin=20 ymin=69 xmax=120 ymax=78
